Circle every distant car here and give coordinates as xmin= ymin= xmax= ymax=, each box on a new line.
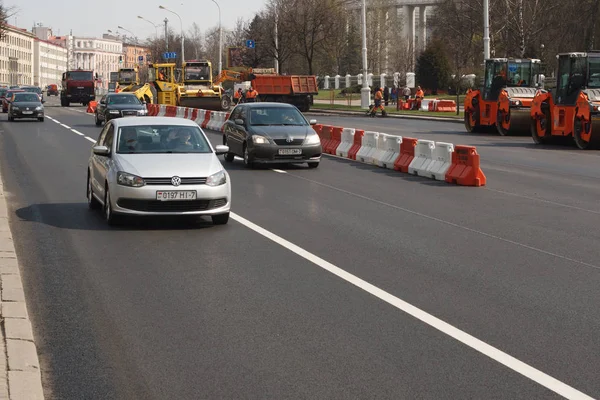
xmin=95 ymin=93 xmax=147 ymax=126
xmin=87 ymin=116 xmax=231 ymax=225
xmin=2 ymin=89 xmax=25 ymax=113
xmin=221 ymin=102 xmax=322 ymax=168
xmin=47 ymin=84 xmax=58 ymax=96
xmin=21 ymin=86 xmax=43 ymax=102
xmin=7 ymin=92 xmax=45 ymax=122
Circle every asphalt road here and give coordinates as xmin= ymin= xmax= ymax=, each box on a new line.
xmin=0 ymin=97 xmax=598 ymax=399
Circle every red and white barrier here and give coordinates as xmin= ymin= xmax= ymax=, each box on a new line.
xmin=372 ymin=133 xmax=389 ymax=166
xmin=336 ymin=128 xmax=355 ymax=158
xmin=408 ymin=139 xmax=435 ymax=177
xmin=380 ymin=135 xmax=402 ymax=169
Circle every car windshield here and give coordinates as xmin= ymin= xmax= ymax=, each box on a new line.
xmin=67 ymin=71 xmax=93 ymax=80
xmin=13 ymin=93 xmax=40 ymax=102
xmin=116 ymin=125 xmax=212 ymax=154
xmin=184 ymin=66 xmax=210 ymax=81
xmin=22 ymin=87 xmax=42 ymax=94
xmin=108 ymin=95 xmax=141 ymax=105
xmin=249 ymin=107 xmax=307 ymax=126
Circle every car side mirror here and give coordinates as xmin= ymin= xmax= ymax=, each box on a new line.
xmin=215 ymin=145 xmax=229 ymax=155
xmin=92 ymin=145 xmax=110 ymax=156
xmin=309 ymin=119 xmax=317 ymax=125
xmin=234 ymin=119 xmax=245 ymax=126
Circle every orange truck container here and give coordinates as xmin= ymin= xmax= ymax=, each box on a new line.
xmin=250 ymin=75 xmax=318 ymax=112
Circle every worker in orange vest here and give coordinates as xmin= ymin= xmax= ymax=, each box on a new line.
xmin=245 ymin=86 xmax=258 ymax=102
xmin=369 ymin=87 xmax=387 ymax=117
xmin=413 ymin=86 xmax=424 ymax=110
xmin=233 ymin=88 xmax=243 ymax=104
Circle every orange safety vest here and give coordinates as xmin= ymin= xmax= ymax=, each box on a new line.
xmin=246 ymin=89 xmax=257 ymax=99
xmin=234 ymin=91 xmax=242 ymax=99
xmin=375 ymin=91 xmax=383 ymax=100
xmin=415 ymin=89 xmax=424 ymax=98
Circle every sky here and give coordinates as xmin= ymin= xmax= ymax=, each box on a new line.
xmin=6 ymin=0 xmax=267 ymax=40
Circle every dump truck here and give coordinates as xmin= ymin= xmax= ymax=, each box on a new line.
xmin=61 ymin=69 xmax=96 ymax=106
xmin=530 ymin=51 xmax=600 ymax=149
xmin=178 ymin=60 xmax=229 ymax=111
xmin=114 ymin=67 xmax=156 ymax=104
xmin=215 ymin=68 xmax=318 ymax=112
xmin=464 ymin=58 xmax=543 ymax=135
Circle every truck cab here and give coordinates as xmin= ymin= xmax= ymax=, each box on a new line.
xmin=60 ymin=69 xmax=96 ymax=107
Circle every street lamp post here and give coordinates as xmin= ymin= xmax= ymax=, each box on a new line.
xmin=138 ymin=16 xmax=159 ymax=39
xmin=360 ymin=0 xmax=370 ymax=109
xmin=211 ymin=0 xmax=222 ymax=74
xmin=483 ymin=0 xmax=490 ymax=60
xmin=159 ymin=5 xmax=185 ymax=64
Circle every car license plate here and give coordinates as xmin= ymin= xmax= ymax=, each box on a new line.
xmin=22 ymin=111 xmax=33 ymax=114
xmin=278 ymin=148 xmax=302 ymax=155
xmin=156 ymin=191 xmax=197 ymax=201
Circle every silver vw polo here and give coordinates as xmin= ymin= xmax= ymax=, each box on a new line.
xmin=87 ymin=116 xmax=231 ymax=225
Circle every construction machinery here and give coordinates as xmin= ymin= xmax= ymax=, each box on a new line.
xmin=178 ymin=60 xmax=230 ymax=111
xmin=464 ymin=58 xmax=543 ymax=135
xmin=114 ymin=67 xmax=157 ymax=104
xmin=147 ymin=62 xmax=181 ymax=106
xmin=215 ymin=67 xmax=318 ymax=112
xmin=530 ymin=52 xmax=600 ymax=149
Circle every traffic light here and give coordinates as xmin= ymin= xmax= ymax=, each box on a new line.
xmin=119 ymin=55 xmax=123 ymax=63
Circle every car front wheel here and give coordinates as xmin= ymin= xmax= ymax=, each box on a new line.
xmin=104 ymin=186 xmax=120 ymax=225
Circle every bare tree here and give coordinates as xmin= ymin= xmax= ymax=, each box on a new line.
xmin=186 ymin=23 xmax=204 ymax=60
xmin=0 ymin=3 xmax=17 ymax=41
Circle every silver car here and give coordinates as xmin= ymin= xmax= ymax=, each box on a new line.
xmin=87 ymin=116 xmax=231 ymax=225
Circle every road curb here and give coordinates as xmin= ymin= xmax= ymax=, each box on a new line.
xmin=0 ymin=167 xmax=44 ymax=399
xmin=307 ymin=108 xmax=464 ymax=123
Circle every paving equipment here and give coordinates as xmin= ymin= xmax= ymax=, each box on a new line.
xmin=464 ymin=58 xmax=543 ymax=135
xmin=147 ymin=62 xmax=181 ymax=106
xmin=114 ymin=67 xmax=157 ymax=104
xmin=530 ymin=52 xmax=600 ymax=149
xmin=178 ymin=60 xmax=230 ymax=111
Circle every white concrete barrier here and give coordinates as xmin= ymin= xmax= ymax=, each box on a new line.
xmin=372 ymin=133 xmax=389 ymax=166
xmin=336 ymin=128 xmax=355 ymax=158
xmin=381 ymin=135 xmax=402 ymax=169
xmin=356 ymin=131 xmax=378 ymax=164
xmin=425 ymin=142 xmax=454 ymax=180
xmin=420 ymin=100 xmax=431 ymax=112
xmin=175 ymin=107 xmax=186 ymax=118
xmin=408 ymin=139 xmax=435 ymax=177
xmin=157 ymin=104 xmax=168 ymax=116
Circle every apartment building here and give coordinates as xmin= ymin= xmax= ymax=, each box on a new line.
xmin=33 ymin=38 xmax=68 ymax=88
xmin=0 ymin=24 xmax=35 ymax=86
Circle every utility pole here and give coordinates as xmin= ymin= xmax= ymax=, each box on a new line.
xmin=274 ymin=12 xmax=279 ymax=73
xmin=164 ymin=18 xmax=169 ymax=52
xmin=483 ymin=0 xmax=490 ymax=61
xmin=360 ymin=0 xmax=370 ymax=109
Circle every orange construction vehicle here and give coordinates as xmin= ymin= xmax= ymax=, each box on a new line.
xmin=464 ymin=58 xmax=543 ymax=135
xmin=530 ymin=52 xmax=600 ymax=149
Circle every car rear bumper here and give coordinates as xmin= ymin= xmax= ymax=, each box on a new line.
xmin=110 ymin=181 xmax=231 ymax=216
xmin=249 ymin=143 xmax=322 ymax=163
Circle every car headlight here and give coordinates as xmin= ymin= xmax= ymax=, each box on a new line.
xmin=35 ymin=106 xmax=43 ymax=111
xmin=138 ymin=109 xmax=147 ymax=115
xmin=109 ymin=110 xmax=120 ymax=114
xmin=252 ymin=135 xmax=269 ymax=144
xmin=117 ymin=171 xmax=145 ymax=187
xmin=206 ymin=170 xmax=226 ymax=186
xmin=305 ymin=133 xmax=321 ymax=144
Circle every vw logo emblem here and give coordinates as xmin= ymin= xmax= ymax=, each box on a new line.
xmin=285 ymin=136 xmax=293 ymax=143
xmin=171 ymin=176 xmax=181 ymax=186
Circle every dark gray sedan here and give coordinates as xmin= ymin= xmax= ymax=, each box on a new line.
xmin=7 ymin=92 xmax=45 ymax=122
xmin=95 ymin=93 xmax=147 ymax=126
xmin=222 ymin=102 xmax=322 ymax=168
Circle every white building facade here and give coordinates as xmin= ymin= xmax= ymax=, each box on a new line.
xmin=0 ymin=24 xmax=35 ymax=86
xmin=33 ymin=39 xmax=68 ymax=88
xmin=73 ymin=37 xmax=122 ymax=90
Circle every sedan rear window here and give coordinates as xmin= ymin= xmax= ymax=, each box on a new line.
xmin=13 ymin=93 xmax=40 ymax=102
xmin=116 ymin=125 xmax=212 ymax=154
xmin=249 ymin=107 xmax=307 ymax=126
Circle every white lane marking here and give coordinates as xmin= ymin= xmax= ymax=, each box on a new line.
xmin=272 ymin=169 xmax=287 ymax=174
xmin=280 ymin=171 xmax=600 ymax=272
xmin=229 ymin=211 xmax=594 ymax=400
xmin=60 ymin=123 xmax=71 ymax=129
xmin=53 ymin=119 xmax=60 ymax=124
xmin=71 ymin=129 xmax=84 ymax=136
xmin=84 ymin=137 xmax=96 ymax=143
xmin=485 ymin=187 xmax=600 ymax=215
